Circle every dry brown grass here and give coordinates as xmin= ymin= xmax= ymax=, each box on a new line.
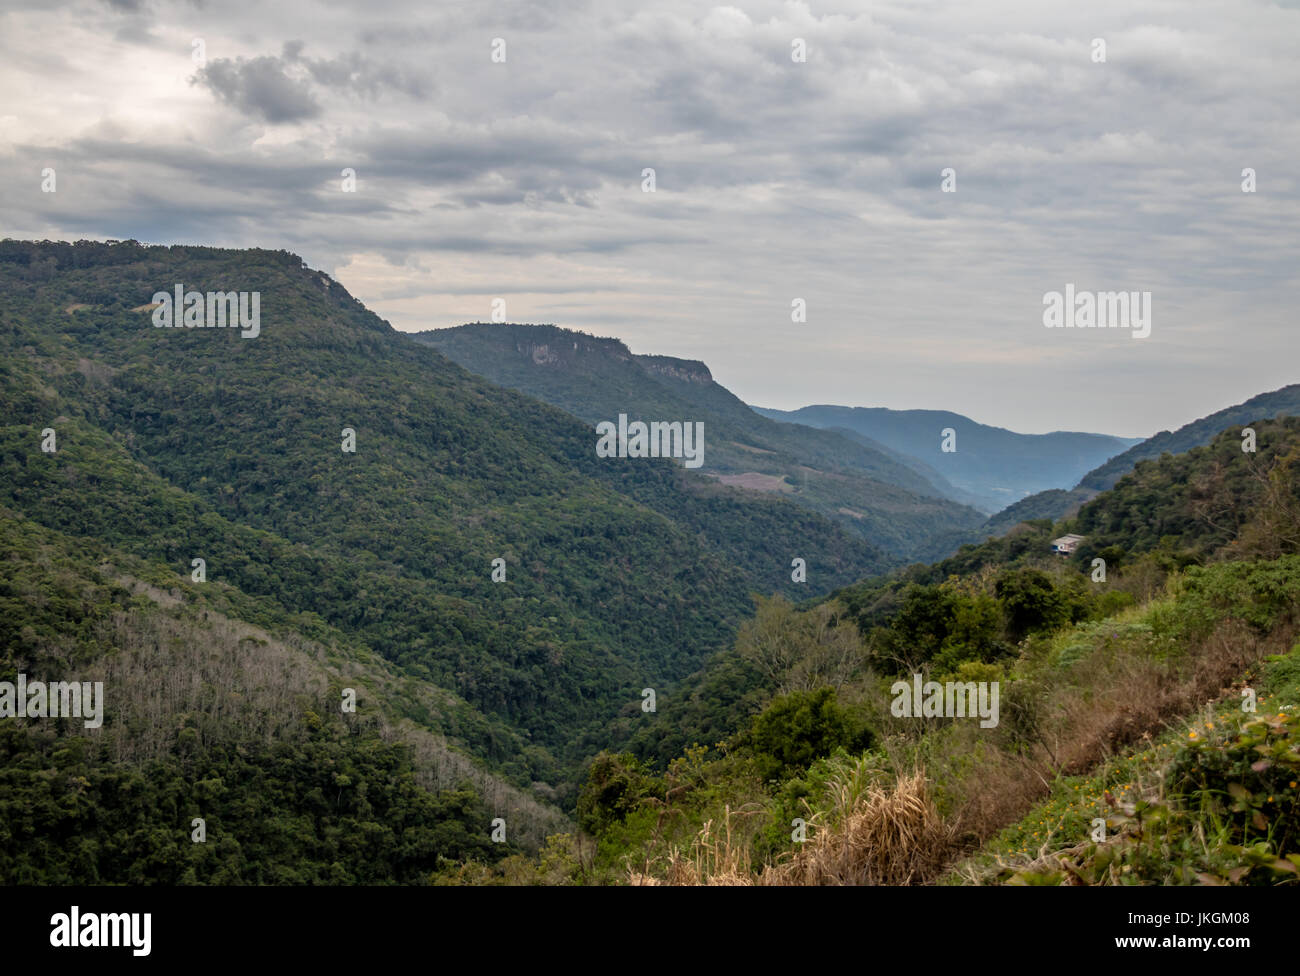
xmin=632 ymin=760 xmax=951 ymax=886
xmin=935 ymin=614 xmax=1300 ymax=875
xmin=764 ymin=770 xmax=952 ymax=885
xmin=628 ymin=805 xmax=757 ymax=886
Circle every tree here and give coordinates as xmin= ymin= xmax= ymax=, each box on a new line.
xmin=746 ymin=687 xmax=869 ymax=781
xmin=995 ymin=568 xmax=1070 ymax=642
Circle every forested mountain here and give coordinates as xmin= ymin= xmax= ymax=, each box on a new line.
xmin=981 ymin=486 xmax=1096 ymax=537
xmin=1078 ymin=383 xmax=1300 ymax=491
xmin=414 ymin=323 xmax=985 ymax=560
xmin=754 ymin=404 xmax=1139 ymax=513
xmin=982 ymin=383 xmax=1300 ymax=534
xmin=0 ymin=504 xmax=567 ymax=882
xmin=0 ymin=239 xmax=886 ymax=809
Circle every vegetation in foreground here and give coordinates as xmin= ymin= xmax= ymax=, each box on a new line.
xmin=475 ymin=421 xmax=1300 ymax=884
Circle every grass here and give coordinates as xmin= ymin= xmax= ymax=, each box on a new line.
xmin=945 ymin=642 xmax=1300 ymax=885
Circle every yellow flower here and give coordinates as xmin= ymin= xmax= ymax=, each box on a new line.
xmin=1189 ymin=732 xmax=1198 ymax=739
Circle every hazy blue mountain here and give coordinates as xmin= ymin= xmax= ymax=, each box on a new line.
xmin=983 ymin=383 xmax=1300 ymax=534
xmin=754 ymin=404 xmax=1140 ymax=513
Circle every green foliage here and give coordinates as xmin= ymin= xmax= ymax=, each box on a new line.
xmin=869 ymin=582 xmax=1000 ymax=672
xmin=1168 ymin=710 xmax=1300 ymax=857
xmin=575 ymin=752 xmax=664 ymax=836
xmin=995 ymin=568 xmax=1074 ymax=642
xmin=742 ymin=688 xmax=871 ymax=782
xmin=0 ymin=718 xmax=506 ymax=884
xmin=0 ymin=239 xmax=885 ymax=785
xmin=1073 ymin=417 xmax=1300 ymax=562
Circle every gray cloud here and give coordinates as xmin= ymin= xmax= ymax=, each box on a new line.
xmin=1 ymin=0 xmax=1298 ymax=437
xmin=193 ymin=40 xmax=431 ymax=123
xmin=195 ymin=54 xmax=322 ymax=122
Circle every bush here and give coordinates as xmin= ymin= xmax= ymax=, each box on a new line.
xmin=575 ymin=752 xmax=664 ymax=836
xmin=744 ymin=688 xmax=871 ymax=782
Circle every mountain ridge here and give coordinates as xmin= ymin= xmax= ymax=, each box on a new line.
xmin=753 ymin=403 xmax=1140 ymax=513
xmin=982 ymin=382 xmax=1300 ymax=535
xmin=414 ymin=322 xmax=986 ymax=560
xmin=0 ymin=239 xmax=887 ymax=794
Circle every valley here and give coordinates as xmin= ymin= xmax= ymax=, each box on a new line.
xmin=2 ymin=240 xmax=1296 ymax=889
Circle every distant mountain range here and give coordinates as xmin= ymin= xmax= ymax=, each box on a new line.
xmin=753 ymin=404 xmax=1141 ymax=514
xmin=414 ymin=323 xmax=986 ymax=561
xmin=983 ymin=383 xmax=1300 ymax=535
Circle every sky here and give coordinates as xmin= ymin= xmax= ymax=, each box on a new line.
xmin=1 ymin=0 xmax=1297 ymax=438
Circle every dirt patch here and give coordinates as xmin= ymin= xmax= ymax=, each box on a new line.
xmin=76 ymin=358 xmax=117 ymax=385
xmin=715 ymin=472 xmax=793 ymax=493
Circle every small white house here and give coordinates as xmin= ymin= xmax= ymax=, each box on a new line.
xmin=1051 ymin=533 xmax=1085 ymax=555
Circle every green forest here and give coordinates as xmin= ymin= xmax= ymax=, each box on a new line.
xmin=415 ymin=322 xmax=987 ymax=560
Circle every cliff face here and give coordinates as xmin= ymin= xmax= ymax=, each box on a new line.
xmin=518 ymin=331 xmax=633 ymax=367
xmin=635 ymin=354 xmax=713 ymax=385
xmin=417 ymin=323 xmax=713 ymax=384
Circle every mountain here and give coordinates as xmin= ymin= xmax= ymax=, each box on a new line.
xmin=0 ymin=239 xmax=887 ymax=803
xmin=753 ymin=404 xmax=1139 ymax=513
xmin=980 ymin=487 xmax=1095 ymax=537
xmin=984 ymin=383 xmax=1300 ymax=534
xmin=0 ymin=503 xmax=569 ymax=882
xmin=639 ymin=414 xmax=1300 ymax=769
xmin=822 ymin=425 xmax=989 ymax=511
xmin=413 ymin=323 xmax=985 ymax=560
xmin=5 ymin=241 xmax=1297 ymax=887
xmin=1078 ymin=383 xmax=1300 ymax=492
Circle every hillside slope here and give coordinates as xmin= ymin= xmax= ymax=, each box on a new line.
xmin=414 ymin=323 xmax=985 ymax=560
xmin=560 ymin=418 xmax=1300 ymax=886
xmin=1080 ymin=383 xmax=1300 ymax=492
xmin=0 ymin=504 xmax=569 ymax=881
xmin=0 ymin=239 xmax=886 ymax=792
xmin=983 ymin=383 xmax=1300 ymax=535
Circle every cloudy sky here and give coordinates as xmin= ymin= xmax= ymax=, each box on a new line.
xmin=2 ymin=0 xmax=1298 ymax=437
